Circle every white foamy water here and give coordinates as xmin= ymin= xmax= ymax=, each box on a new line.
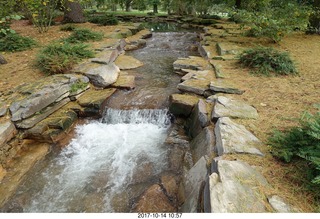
xmin=24 ymin=109 xmax=170 ymax=212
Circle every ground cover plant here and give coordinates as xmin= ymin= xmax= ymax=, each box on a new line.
xmin=63 ymin=28 xmax=104 ymax=43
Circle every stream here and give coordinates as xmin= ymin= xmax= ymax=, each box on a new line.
xmin=1 ymin=23 xmax=200 ymax=213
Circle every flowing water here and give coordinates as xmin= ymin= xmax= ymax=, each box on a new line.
xmin=1 ymin=24 xmax=200 ymax=213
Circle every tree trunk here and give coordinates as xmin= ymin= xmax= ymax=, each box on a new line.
xmin=0 ymin=54 xmax=7 ymax=64
xmin=309 ymin=0 xmax=320 ymax=34
xmin=63 ymin=1 xmax=86 ymax=23
xmin=125 ymin=1 xmax=131 ymax=12
xmin=153 ymin=4 xmax=158 ymax=14
xmin=235 ymin=0 xmax=241 ymax=9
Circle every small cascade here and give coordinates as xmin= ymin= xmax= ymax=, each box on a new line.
xmin=16 ymin=109 xmax=171 ymax=212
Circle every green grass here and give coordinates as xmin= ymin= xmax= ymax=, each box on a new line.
xmin=88 ymin=14 xmax=119 ymax=26
xmin=239 ymin=47 xmax=298 ymax=76
xmin=0 ymin=33 xmax=36 ymax=52
xmin=60 ymin=24 xmax=77 ymax=32
xmin=36 ymin=42 xmax=94 ymax=75
xmin=63 ymin=28 xmax=104 ymax=43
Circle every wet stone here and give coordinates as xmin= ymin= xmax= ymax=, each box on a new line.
xmin=112 ymin=73 xmax=135 ymax=90
xmin=115 ymin=55 xmax=143 ymax=70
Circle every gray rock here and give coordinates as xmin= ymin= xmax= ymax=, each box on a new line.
xmin=0 ymin=106 xmax=7 ymax=117
xmin=177 ymin=79 xmax=210 ymax=96
xmin=74 ymin=62 xmax=120 ymax=88
xmin=268 ymin=195 xmax=295 ymax=213
xmin=112 ymin=74 xmax=135 ymax=90
xmin=15 ymin=98 xmax=70 ymax=129
xmin=208 ymin=160 xmax=269 ymax=213
xmin=215 ymin=117 xmax=263 ymax=156
xmin=190 ymin=126 xmax=215 ymax=164
xmin=90 ymin=50 xmax=115 ymax=64
xmin=212 ymin=96 xmax=259 ymax=119
xmin=0 ymin=121 xmax=17 ymax=146
xmin=181 ymin=156 xmax=208 ymax=212
xmin=181 ymin=69 xmax=215 ymax=82
xmin=169 ymin=94 xmax=200 ymax=117
xmin=210 ymin=80 xmax=245 ymax=95
xmin=188 ymin=99 xmax=210 ymax=138
xmin=216 ymin=42 xmax=243 ymax=56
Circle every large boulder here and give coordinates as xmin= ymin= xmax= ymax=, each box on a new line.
xmin=208 ymin=160 xmax=270 ymax=213
xmin=215 ymin=117 xmax=263 ymax=156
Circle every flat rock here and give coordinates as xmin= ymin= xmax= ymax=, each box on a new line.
xmin=181 ymin=156 xmax=208 ymax=212
xmin=115 ymin=54 xmax=143 ymax=70
xmin=112 ymin=73 xmax=135 ymax=90
xmin=90 ymin=49 xmax=115 ymax=64
xmin=200 ymin=45 xmax=219 ymax=59
xmin=216 ymin=42 xmax=243 ymax=56
xmin=97 ymin=39 xmax=123 ymax=51
xmin=173 ymin=56 xmax=211 ymax=71
xmin=23 ymin=107 xmax=78 ymax=143
xmin=181 ymin=69 xmax=215 ymax=82
xmin=9 ymin=74 xmax=88 ymax=122
xmin=190 ymin=126 xmax=215 ymax=163
xmin=210 ymin=80 xmax=245 ymax=95
xmin=0 ymin=121 xmax=17 ymax=146
xmin=169 ymin=94 xmax=200 ymax=117
xmin=133 ymin=184 xmax=176 ymax=213
xmin=212 ymin=96 xmax=258 ymax=119
xmin=77 ymin=88 xmax=117 ymax=116
xmin=15 ymin=98 xmax=70 ymax=129
xmin=177 ymin=79 xmax=210 ymax=96
xmin=73 ymin=62 xmax=120 ymax=88
xmin=0 ymin=106 xmax=7 ymax=117
xmin=208 ymin=160 xmax=269 ymax=213
xmin=215 ymin=117 xmax=263 ymax=156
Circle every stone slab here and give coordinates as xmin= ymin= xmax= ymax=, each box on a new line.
xmin=210 ymin=80 xmax=245 ymax=95
xmin=177 ymin=79 xmax=210 ymax=96
xmin=0 ymin=121 xmax=17 ymax=146
xmin=169 ymin=94 xmax=200 ymax=117
xmin=115 ymin=55 xmax=143 ymax=70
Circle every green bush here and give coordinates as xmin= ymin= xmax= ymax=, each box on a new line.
xmin=231 ymin=3 xmax=310 ymax=42
xmin=239 ymin=47 xmax=298 ymax=76
xmin=36 ymin=42 xmax=94 ymax=75
xmin=63 ymin=28 xmax=104 ymax=43
xmin=268 ymin=111 xmax=320 ymax=185
xmin=60 ymin=24 xmax=76 ymax=32
xmin=0 ymin=33 xmax=36 ymax=52
xmin=88 ymin=14 xmax=119 ymax=26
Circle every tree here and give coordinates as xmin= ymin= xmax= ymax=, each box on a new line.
xmin=64 ymin=0 xmax=86 ymax=23
xmin=148 ymin=0 xmax=160 ymax=13
xmin=309 ymin=0 xmax=320 ymax=33
xmin=118 ymin=0 xmax=133 ymax=11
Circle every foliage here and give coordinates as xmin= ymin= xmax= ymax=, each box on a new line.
xmin=60 ymin=23 xmax=76 ymax=31
xmin=0 ymin=33 xmax=37 ymax=52
xmin=22 ymin=0 xmax=60 ymax=33
xmin=0 ymin=15 xmax=24 ymax=37
xmin=231 ymin=3 xmax=311 ymax=42
xmin=70 ymin=81 xmax=89 ymax=92
xmin=36 ymin=42 xmax=94 ymax=74
xmin=239 ymin=47 xmax=298 ymax=76
xmin=268 ymin=110 xmax=320 ymax=185
xmin=87 ymin=13 xmax=119 ymax=25
xmin=0 ymin=0 xmax=18 ymax=17
xmin=63 ymin=28 xmax=104 ymax=43
xmin=307 ymin=6 xmax=320 ymax=34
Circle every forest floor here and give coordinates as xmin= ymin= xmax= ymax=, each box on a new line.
xmin=0 ymin=20 xmax=320 ymax=212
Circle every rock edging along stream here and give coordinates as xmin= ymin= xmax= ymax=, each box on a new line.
xmin=0 ymin=20 xmax=296 ymax=213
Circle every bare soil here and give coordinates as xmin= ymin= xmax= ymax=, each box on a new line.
xmin=1 ymin=20 xmax=320 ymax=212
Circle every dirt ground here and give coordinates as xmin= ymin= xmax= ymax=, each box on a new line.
xmin=1 ymin=20 xmax=320 ymax=212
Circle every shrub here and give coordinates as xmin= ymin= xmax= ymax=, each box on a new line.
xmin=88 ymin=14 xmax=119 ymax=26
xmin=60 ymin=24 xmax=76 ymax=32
xmin=0 ymin=14 xmax=23 ymax=37
xmin=63 ymin=28 xmax=104 ymax=43
xmin=36 ymin=42 xmax=94 ymax=75
xmin=239 ymin=47 xmax=298 ymax=76
xmin=268 ymin=110 xmax=320 ymax=185
xmin=0 ymin=33 xmax=36 ymax=52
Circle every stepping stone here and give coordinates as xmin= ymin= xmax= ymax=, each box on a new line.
xmin=112 ymin=73 xmax=135 ymax=90
xmin=212 ymin=96 xmax=258 ymax=119
xmin=181 ymin=69 xmax=215 ymax=82
xmin=115 ymin=54 xmax=143 ymax=70
xmin=214 ymin=117 xmax=263 ymax=156
xmin=177 ymin=79 xmax=210 ymax=96
xmin=207 ymin=160 xmax=270 ymax=213
xmin=173 ymin=56 xmax=211 ymax=71
xmin=90 ymin=50 xmax=115 ymax=64
xmin=210 ymin=80 xmax=245 ymax=95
